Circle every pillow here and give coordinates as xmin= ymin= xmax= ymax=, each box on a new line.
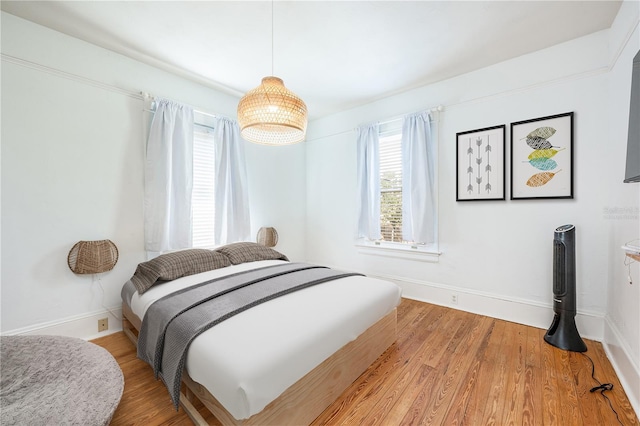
xmin=130 ymin=249 xmax=231 ymax=294
xmin=215 ymin=242 xmax=289 ymax=265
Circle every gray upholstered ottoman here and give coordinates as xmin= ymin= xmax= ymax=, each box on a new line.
xmin=0 ymin=335 xmax=124 ymax=426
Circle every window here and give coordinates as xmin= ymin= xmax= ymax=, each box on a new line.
xmin=379 ymin=131 xmax=404 ymax=243
xmin=191 ymin=125 xmax=216 ymax=248
xmin=357 ymin=112 xmax=439 ymax=259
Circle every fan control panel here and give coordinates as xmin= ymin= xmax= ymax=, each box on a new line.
xmin=555 ymin=224 xmax=575 ymax=233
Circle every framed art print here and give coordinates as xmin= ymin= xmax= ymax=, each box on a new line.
xmin=510 ymin=112 xmax=573 ymax=200
xmin=456 ymin=125 xmax=506 ymax=201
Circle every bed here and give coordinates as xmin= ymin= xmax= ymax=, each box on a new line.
xmin=121 ymin=243 xmax=401 ymax=425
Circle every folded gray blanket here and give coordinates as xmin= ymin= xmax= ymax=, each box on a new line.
xmin=137 ymin=262 xmax=362 ymax=409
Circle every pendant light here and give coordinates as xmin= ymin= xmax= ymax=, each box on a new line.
xmin=237 ymin=1 xmax=308 ymax=145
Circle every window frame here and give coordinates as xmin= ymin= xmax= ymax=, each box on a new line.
xmin=356 ymin=117 xmax=440 ymax=260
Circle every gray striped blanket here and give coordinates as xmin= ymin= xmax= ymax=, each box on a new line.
xmin=137 ymin=262 xmax=362 ymax=409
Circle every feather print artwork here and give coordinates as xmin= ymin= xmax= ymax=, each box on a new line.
xmin=475 ymin=137 xmax=483 ymax=194
xmin=458 ymin=128 xmax=503 ymax=198
xmin=485 ymin=135 xmax=492 ymax=194
xmin=467 ymin=138 xmax=473 ymax=193
xmin=526 ymin=170 xmax=561 ymax=187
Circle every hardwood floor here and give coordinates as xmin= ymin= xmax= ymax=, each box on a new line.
xmin=92 ymin=298 xmax=639 ymax=425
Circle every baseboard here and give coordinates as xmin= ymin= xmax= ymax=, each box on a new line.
xmin=603 ymin=315 xmax=640 ymax=419
xmin=1 ymin=307 xmax=123 ymax=341
xmin=365 ymin=272 xmax=604 ymax=341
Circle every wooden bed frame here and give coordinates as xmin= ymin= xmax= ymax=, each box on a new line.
xmin=122 ymin=302 xmax=397 ymax=425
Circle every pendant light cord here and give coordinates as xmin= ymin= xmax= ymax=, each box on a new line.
xmin=271 ymin=0 xmax=274 ymax=76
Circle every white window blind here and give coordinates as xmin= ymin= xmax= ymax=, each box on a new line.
xmin=191 ymin=126 xmax=216 ymax=248
xmin=379 ymin=132 xmax=403 ymax=243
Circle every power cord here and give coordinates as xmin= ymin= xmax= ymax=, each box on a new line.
xmin=93 ymin=275 xmax=122 ymax=322
xmin=581 ymin=352 xmax=623 ymax=425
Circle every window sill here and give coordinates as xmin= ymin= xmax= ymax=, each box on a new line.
xmin=356 ymin=241 xmax=441 ymax=263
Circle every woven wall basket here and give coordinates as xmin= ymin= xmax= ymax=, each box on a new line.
xmin=256 ymin=227 xmax=278 ymax=248
xmin=67 ymin=240 xmax=119 ymax=274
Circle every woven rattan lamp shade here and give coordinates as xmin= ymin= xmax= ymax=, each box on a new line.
xmin=237 ymin=76 xmax=308 ymax=145
xmin=67 ymin=240 xmax=119 ymax=274
xmin=256 ymin=227 xmax=278 ymax=247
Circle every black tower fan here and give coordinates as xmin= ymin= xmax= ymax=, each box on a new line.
xmin=544 ymin=224 xmax=587 ymax=352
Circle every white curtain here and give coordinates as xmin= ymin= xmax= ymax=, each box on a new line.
xmin=144 ymin=99 xmax=194 ymax=253
xmin=356 ymin=123 xmax=381 ymax=240
xmin=402 ymin=111 xmax=436 ymax=244
xmin=214 ymin=117 xmax=251 ymax=245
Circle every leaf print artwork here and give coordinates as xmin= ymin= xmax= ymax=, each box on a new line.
xmin=526 ymin=158 xmax=558 ymax=171
xmin=526 ymin=136 xmax=555 ymax=150
xmin=522 ymin=124 xmax=562 ymax=186
xmin=511 ymin=113 xmax=572 ymax=198
xmin=525 ymin=126 xmax=557 ymax=140
xmin=526 ymin=170 xmax=562 ymax=187
xmin=527 ymin=148 xmax=565 ymax=161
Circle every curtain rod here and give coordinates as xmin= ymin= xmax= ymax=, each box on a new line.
xmin=373 ymin=105 xmax=444 ymax=128
xmin=353 ymin=105 xmax=444 ymax=131
xmin=141 ymin=92 xmax=229 ymax=120
xmin=306 ymin=105 xmax=445 ymax=143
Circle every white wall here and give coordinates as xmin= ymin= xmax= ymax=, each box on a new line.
xmin=603 ymin=0 xmax=640 ymax=413
xmin=244 ymin=142 xmax=307 ymax=262
xmin=306 ymin=1 xmax=639 ymax=414
xmin=0 ymin=12 xmax=307 ymax=338
xmin=306 ymin=29 xmax=613 ymax=326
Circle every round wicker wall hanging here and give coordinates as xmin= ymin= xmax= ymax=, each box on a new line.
xmin=67 ymin=240 xmax=119 ymax=274
xmin=256 ymin=227 xmax=278 ymax=248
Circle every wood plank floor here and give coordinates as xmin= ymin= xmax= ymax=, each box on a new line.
xmin=92 ymin=298 xmax=639 ymax=425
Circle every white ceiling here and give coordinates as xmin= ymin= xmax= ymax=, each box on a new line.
xmin=2 ymin=1 xmax=622 ymax=119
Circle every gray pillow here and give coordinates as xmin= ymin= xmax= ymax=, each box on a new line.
xmin=130 ymin=249 xmax=231 ymax=294
xmin=216 ymin=242 xmax=289 ymax=265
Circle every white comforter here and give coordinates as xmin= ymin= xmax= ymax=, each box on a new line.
xmin=130 ymin=260 xmax=401 ymax=420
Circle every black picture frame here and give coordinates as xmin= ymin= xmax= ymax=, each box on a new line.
xmin=456 ymin=125 xmax=506 ymax=201
xmin=510 ymin=112 xmax=574 ymax=200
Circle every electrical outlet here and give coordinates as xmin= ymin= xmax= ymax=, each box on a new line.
xmin=98 ymin=318 xmax=108 ymax=332
xmin=451 ymin=294 xmax=458 ymax=305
